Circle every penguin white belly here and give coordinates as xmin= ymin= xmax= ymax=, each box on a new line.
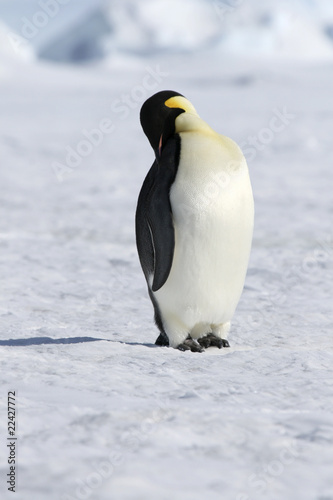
xmin=153 ymin=131 xmax=254 ymax=348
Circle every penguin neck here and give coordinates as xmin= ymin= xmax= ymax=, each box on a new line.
xmin=174 ymin=112 xmax=216 ymax=137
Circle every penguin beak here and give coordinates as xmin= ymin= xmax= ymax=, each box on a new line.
xmin=158 ymin=134 xmax=163 ymax=158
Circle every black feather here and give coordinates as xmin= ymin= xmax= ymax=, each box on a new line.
xmin=135 ymin=134 xmax=181 ymax=292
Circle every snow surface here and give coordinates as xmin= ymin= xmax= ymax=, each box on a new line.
xmin=1 ymin=2 xmax=333 ymax=500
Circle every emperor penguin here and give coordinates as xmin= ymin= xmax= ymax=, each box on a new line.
xmin=136 ymin=90 xmax=254 ymax=352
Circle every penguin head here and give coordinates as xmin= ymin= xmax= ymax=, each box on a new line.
xmin=140 ymin=90 xmax=197 ymax=160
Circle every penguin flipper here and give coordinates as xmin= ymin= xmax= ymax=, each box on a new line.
xmin=136 ymin=136 xmax=180 ymax=292
xmin=147 ymin=172 xmax=175 ymax=292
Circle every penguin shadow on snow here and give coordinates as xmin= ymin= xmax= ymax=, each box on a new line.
xmin=0 ymin=336 xmax=159 ymax=349
xmin=0 ymin=337 xmax=229 ymax=352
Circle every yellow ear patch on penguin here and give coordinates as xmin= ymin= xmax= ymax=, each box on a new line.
xmin=165 ymin=96 xmax=198 ymax=115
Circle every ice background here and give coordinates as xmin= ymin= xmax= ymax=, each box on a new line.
xmin=0 ymin=1 xmax=333 ymax=499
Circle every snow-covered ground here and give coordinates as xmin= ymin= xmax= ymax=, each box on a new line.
xmin=1 ymin=2 xmax=333 ymax=499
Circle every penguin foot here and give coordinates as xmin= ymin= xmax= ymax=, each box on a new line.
xmin=198 ymin=334 xmax=230 ymax=349
xmin=155 ymin=333 xmax=169 ymax=346
xmin=177 ymin=336 xmax=204 ymax=353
